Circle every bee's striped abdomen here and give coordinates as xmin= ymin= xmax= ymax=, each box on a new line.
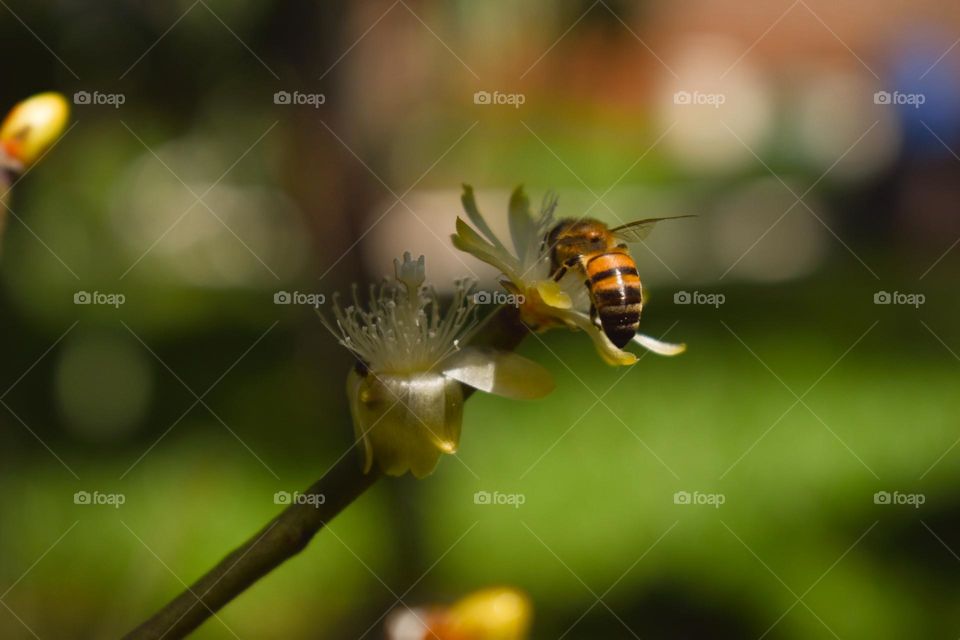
xmin=585 ymin=250 xmax=642 ymax=348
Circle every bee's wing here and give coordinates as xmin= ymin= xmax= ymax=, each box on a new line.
xmin=610 ymin=215 xmax=696 ymax=243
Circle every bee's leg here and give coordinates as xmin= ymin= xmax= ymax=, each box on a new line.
xmin=551 ymin=257 xmax=580 ymax=282
xmin=590 ymin=304 xmax=601 ymax=328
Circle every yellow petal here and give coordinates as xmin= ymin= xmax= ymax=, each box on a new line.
xmin=0 ymin=92 xmax=69 ymax=168
xmin=556 ymin=308 xmax=638 ymax=366
xmin=534 ymin=280 xmax=572 ymax=309
xmin=452 ymin=217 xmax=520 ymax=279
xmin=346 ymin=370 xmax=463 ymax=478
xmin=590 ymin=329 xmax=639 ymax=366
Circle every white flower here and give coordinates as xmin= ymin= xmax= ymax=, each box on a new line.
xmin=322 ymin=252 xmax=554 ymax=478
xmin=452 ymin=185 xmax=685 ymax=366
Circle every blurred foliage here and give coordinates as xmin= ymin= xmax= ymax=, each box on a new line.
xmin=0 ymin=0 xmax=959 ymax=639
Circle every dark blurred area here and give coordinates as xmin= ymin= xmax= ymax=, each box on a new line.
xmin=1 ymin=0 xmax=959 ymax=638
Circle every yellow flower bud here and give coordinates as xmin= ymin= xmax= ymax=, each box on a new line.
xmin=0 ymin=92 xmax=70 ymax=169
xmin=440 ymin=587 xmax=532 ymax=640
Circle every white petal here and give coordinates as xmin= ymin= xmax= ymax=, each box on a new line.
xmin=633 ymin=333 xmax=687 ymax=356
xmin=441 ymin=347 xmax=554 ymax=399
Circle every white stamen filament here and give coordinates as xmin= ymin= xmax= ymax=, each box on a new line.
xmin=322 ymin=254 xmax=478 ymax=374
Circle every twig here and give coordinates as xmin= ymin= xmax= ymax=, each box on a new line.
xmin=125 ymin=306 xmax=526 ymax=639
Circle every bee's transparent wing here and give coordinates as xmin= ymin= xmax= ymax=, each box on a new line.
xmin=440 ymin=347 xmax=554 ymax=399
xmin=610 ymin=215 xmax=696 ymax=243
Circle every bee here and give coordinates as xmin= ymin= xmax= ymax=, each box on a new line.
xmin=546 ymin=216 xmax=692 ymax=348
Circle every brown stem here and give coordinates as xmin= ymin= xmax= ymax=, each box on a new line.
xmin=125 ymin=306 xmax=526 ymax=639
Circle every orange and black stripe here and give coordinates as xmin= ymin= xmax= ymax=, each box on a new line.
xmin=585 ymin=249 xmax=643 ymax=348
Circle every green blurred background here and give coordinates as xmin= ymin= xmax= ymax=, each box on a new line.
xmin=1 ymin=1 xmax=960 ymax=638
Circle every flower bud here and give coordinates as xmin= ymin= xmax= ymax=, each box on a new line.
xmin=386 ymin=587 xmax=533 ymax=640
xmin=440 ymin=587 xmax=532 ymax=640
xmin=0 ymin=92 xmax=70 ymax=169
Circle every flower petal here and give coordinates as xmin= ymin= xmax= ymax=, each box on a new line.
xmin=452 ymin=217 xmax=520 ymax=280
xmin=587 ymin=327 xmax=639 ymax=366
xmin=461 ymin=184 xmax=509 ymax=253
xmin=346 ymin=369 xmax=375 ymax=474
xmin=440 ymin=347 xmax=554 ymax=399
xmin=346 ymin=370 xmax=463 ymax=478
xmin=633 ymin=333 xmax=687 ymax=356
xmin=508 ymin=185 xmax=536 ymax=263
xmin=557 ymin=309 xmax=638 ymax=366
xmin=534 ymin=280 xmax=572 ymax=309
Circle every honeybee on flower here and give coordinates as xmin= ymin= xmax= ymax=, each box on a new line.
xmin=322 ymin=252 xmax=554 ymax=478
xmin=452 ymin=185 xmax=687 ymax=366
